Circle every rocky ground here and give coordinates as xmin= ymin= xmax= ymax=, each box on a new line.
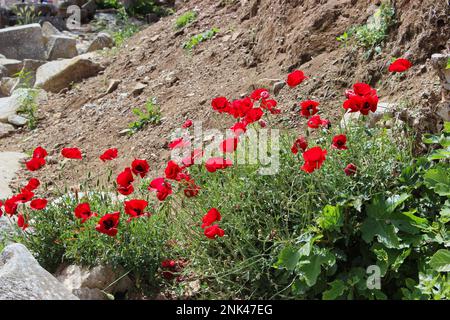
xmin=0 ymin=0 xmax=449 ymax=300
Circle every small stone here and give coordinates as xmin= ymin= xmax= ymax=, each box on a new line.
xmin=0 ymin=122 xmax=14 ymax=137
xmin=87 ymin=33 xmax=114 ymax=52
xmin=273 ymin=81 xmax=286 ymax=95
xmin=7 ymin=114 xmax=28 ymax=127
xmin=131 ymin=82 xmax=147 ymax=96
xmin=106 ymin=79 xmax=121 ymax=94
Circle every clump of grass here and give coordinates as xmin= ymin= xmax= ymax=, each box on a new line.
xmin=175 ymin=11 xmax=197 ymax=29
xmin=128 ymin=98 xmax=162 ymax=135
xmin=13 ymin=69 xmax=39 ymax=129
xmin=183 ymin=27 xmax=220 ymax=51
xmin=337 ymin=1 xmax=395 ymax=53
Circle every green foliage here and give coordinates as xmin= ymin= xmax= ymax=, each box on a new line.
xmin=16 ymin=89 xmax=39 ymax=130
xmin=338 ymin=2 xmax=395 ymax=54
xmin=12 ymin=5 xmax=42 ymax=25
xmin=95 ymin=0 xmax=123 ymax=10
xmin=183 ymin=28 xmax=220 ymax=51
xmin=127 ymin=98 xmax=162 ymax=135
xmin=175 ymin=11 xmax=197 ymax=29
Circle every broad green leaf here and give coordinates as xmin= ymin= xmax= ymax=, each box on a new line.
xmin=299 ymin=249 xmax=335 ymax=287
xmin=386 ymin=194 xmax=410 ymax=213
xmin=444 ymin=121 xmax=450 ymax=133
xmin=361 ymin=217 xmax=401 ymax=248
xmin=317 ymin=205 xmax=343 ymax=231
xmin=428 ymin=148 xmax=450 ymax=161
xmin=424 ymin=167 xmax=450 ymax=196
xmin=391 ymin=248 xmax=411 ymax=272
xmin=429 ymin=249 xmax=450 ymax=272
xmin=274 ymin=246 xmax=300 ymax=271
xmin=323 ymin=279 xmax=346 ymax=300
xmin=439 ymin=201 xmax=450 ymax=224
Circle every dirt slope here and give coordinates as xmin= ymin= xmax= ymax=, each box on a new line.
xmin=1 ymin=0 xmax=448 ymax=194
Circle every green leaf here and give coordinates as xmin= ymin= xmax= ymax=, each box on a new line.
xmin=444 ymin=122 xmax=450 ymax=133
xmin=317 ymin=205 xmax=343 ymax=231
xmin=361 ymin=217 xmax=401 ymax=248
xmin=298 ymin=249 xmax=335 ymax=287
xmin=323 ymin=279 xmax=346 ymax=300
xmin=446 ymin=58 xmax=450 ymax=70
xmin=424 ymin=167 xmax=450 ymax=196
xmin=391 ymin=248 xmax=411 ymax=272
xmin=429 ymin=249 xmax=450 ymax=272
xmin=274 ymin=246 xmax=300 ymax=271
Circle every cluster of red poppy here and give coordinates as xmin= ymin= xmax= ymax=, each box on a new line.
xmin=0 ymin=165 xmax=47 ymax=231
xmin=161 ymin=259 xmax=187 ymax=281
xmin=201 ymin=208 xmax=224 ymax=239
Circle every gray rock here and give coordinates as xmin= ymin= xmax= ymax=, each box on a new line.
xmin=0 ymin=243 xmax=79 ymax=300
xmin=0 ymin=88 xmax=45 ymax=122
xmin=0 ymin=24 xmax=46 ymax=61
xmin=367 ymin=102 xmax=397 ymax=127
xmin=106 ymin=79 xmax=121 ymax=94
xmin=0 ymin=59 xmax=23 ymax=78
xmin=56 ymin=265 xmax=133 ymax=300
xmin=82 ymin=0 xmax=97 ymax=20
xmin=41 ymin=21 xmax=62 ymax=46
xmin=46 ymin=35 xmax=78 ymax=60
xmin=0 ymin=122 xmax=14 ymax=138
xmin=0 ymin=152 xmax=26 ymax=200
xmin=131 ymin=82 xmax=146 ymax=96
xmin=0 ymin=77 xmax=19 ymax=97
xmin=20 ymin=59 xmax=47 ymax=87
xmin=7 ymin=114 xmax=28 ymax=127
xmin=34 ymin=56 xmax=104 ymax=93
xmin=273 ymin=81 xmax=286 ymax=95
xmin=87 ymin=33 xmax=114 ymax=52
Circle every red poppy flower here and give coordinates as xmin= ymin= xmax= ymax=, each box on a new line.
xmin=25 ymin=157 xmax=45 ymax=171
xmin=220 ymin=137 xmax=239 ymax=153
xmin=148 ymin=178 xmax=173 ymax=201
xmin=300 ymin=100 xmax=319 ymax=118
xmin=286 ymin=70 xmax=307 ymax=88
xmin=201 ymin=208 xmax=222 ymax=229
xmin=388 ymin=58 xmax=412 ymax=73
xmin=229 ymin=98 xmax=253 ymax=118
xmin=95 ymin=212 xmax=120 ymax=237
xmin=359 ymin=94 xmax=378 ymax=115
xmin=250 ymin=88 xmax=270 ymax=101
xmin=164 ymin=160 xmax=182 ymax=180
xmin=124 ymin=199 xmax=149 ymax=221
xmin=4 ymin=197 xmax=18 ymax=216
xmin=344 ymin=163 xmax=357 ymax=176
xmin=131 ymin=159 xmax=149 ymax=178
xmin=182 ymin=119 xmax=193 ymax=128
xmin=307 ymin=115 xmax=322 ymax=129
xmin=99 ymin=148 xmax=118 ymax=162
xmin=211 ymin=96 xmax=231 ymax=113
xmin=16 ymin=189 xmax=34 ymax=203
xmin=262 ymin=99 xmax=281 ymax=114
xmin=161 ymin=259 xmax=177 ymax=269
xmin=353 ymin=83 xmax=372 ymax=96
xmin=24 ymin=178 xmax=40 ymax=191
xmin=230 ymin=122 xmax=247 ymax=136
xmin=74 ymin=203 xmax=97 ymax=223
xmin=301 ymin=146 xmax=327 ymax=173
xmin=204 ymin=224 xmax=225 ymax=239
xmin=30 ymin=199 xmax=48 ymax=210
xmin=182 ymin=148 xmax=204 ymax=167
xmin=205 ymin=157 xmax=233 ymax=173
xmin=291 ymin=136 xmax=308 ymax=154
xmin=116 ymin=167 xmax=134 ymax=187
xmin=169 ymin=137 xmax=191 ymax=150
xmin=17 ymin=213 xmax=28 ymax=231
xmin=61 ymin=148 xmax=82 ymax=159
xmin=117 ymin=184 xmax=134 ymax=196
xmin=332 ymin=134 xmax=348 ymax=150
xmin=245 ymin=108 xmax=264 ymax=124
xmin=32 ymin=146 xmax=48 ymax=159
xmin=343 ymin=95 xmax=364 ymax=113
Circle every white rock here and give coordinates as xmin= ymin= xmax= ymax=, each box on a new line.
xmin=8 ymin=114 xmax=28 ymax=127
xmin=0 ymin=24 xmax=46 ymax=61
xmin=46 ymin=35 xmax=78 ymax=60
xmin=87 ymin=32 xmax=114 ymax=52
xmin=0 ymin=122 xmax=14 ymax=138
xmin=0 ymin=243 xmax=79 ymax=300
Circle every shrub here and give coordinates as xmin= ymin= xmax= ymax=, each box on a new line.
xmin=175 ymin=11 xmax=197 ymax=29
xmin=183 ymin=28 xmax=220 ymax=51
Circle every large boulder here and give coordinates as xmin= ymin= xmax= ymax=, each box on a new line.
xmin=0 ymin=58 xmax=23 ymax=77
xmin=0 ymin=243 xmax=79 ymax=300
xmin=34 ymin=55 xmax=104 ymax=93
xmin=56 ymin=265 xmax=134 ymax=300
xmin=46 ymin=35 xmax=78 ymax=60
xmin=87 ymin=32 xmax=114 ymax=52
xmin=0 ymin=151 xmax=26 ymax=200
xmin=0 ymin=24 xmax=46 ymax=61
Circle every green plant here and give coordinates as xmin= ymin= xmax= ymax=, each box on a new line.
xmin=14 ymin=69 xmax=40 ymax=130
xmin=337 ymin=2 xmax=395 ymax=54
xmin=175 ymin=11 xmax=197 ymax=29
xmin=183 ymin=27 xmax=220 ymax=51
xmin=12 ymin=5 xmax=42 ymax=25
xmin=127 ymin=98 xmax=162 ymax=134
